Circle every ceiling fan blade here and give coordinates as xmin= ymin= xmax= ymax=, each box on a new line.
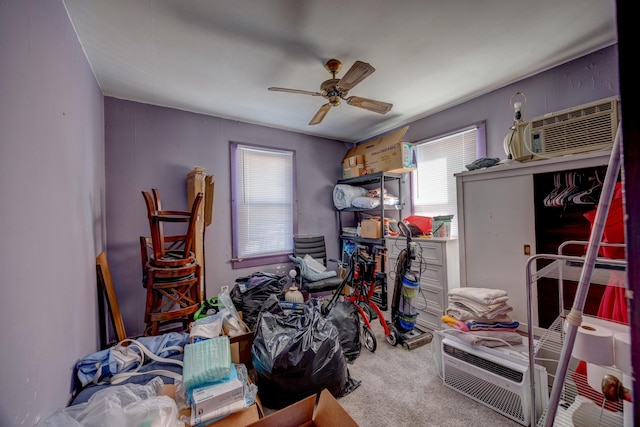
xmin=268 ymin=87 xmax=323 ymax=96
xmin=336 ymin=61 xmax=375 ymax=90
xmin=309 ymin=103 xmax=332 ymax=125
xmin=346 ymin=96 xmax=392 ymax=114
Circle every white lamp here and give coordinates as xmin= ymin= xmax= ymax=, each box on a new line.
xmin=285 ymin=269 xmax=304 ymax=303
xmin=502 ymin=91 xmax=527 ymax=162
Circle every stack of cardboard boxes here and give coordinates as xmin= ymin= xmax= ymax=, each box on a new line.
xmin=342 ymin=126 xmax=417 ymax=178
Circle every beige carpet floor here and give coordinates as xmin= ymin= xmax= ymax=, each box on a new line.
xmin=336 ymin=317 xmax=524 ymax=427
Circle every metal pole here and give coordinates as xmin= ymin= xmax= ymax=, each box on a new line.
xmin=542 ymin=123 xmax=623 ymax=426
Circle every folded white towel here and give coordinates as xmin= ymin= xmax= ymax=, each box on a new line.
xmin=448 ymin=287 xmax=509 ymax=305
xmin=447 ymin=300 xmax=513 ymax=320
xmin=444 ymin=307 xmax=513 ymax=323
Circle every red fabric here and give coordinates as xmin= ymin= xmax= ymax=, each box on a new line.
xmin=583 ymin=182 xmax=625 ymax=259
xmin=596 ymin=271 xmax=628 ymax=324
xmin=574 ymin=181 xmax=627 ymax=409
xmin=582 ymin=181 xmax=627 ymax=321
xmin=402 ymin=215 xmax=433 ymax=234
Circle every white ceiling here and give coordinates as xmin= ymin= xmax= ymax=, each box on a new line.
xmin=63 ymin=0 xmax=617 ymax=143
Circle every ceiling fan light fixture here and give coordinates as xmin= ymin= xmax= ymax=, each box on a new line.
xmin=347 ymin=96 xmax=392 ymax=114
xmin=309 ymin=103 xmax=332 ymax=126
xmin=336 ymin=61 xmax=375 ymax=90
xmin=267 ymin=58 xmax=391 ymax=125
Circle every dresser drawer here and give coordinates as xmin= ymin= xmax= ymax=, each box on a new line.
xmin=416 ymin=309 xmax=441 ymax=331
xmin=387 ymin=238 xmax=444 ymax=266
xmin=411 ymin=284 xmax=445 ymax=312
xmin=415 ymin=240 xmax=443 ymax=266
xmin=418 ymin=264 xmax=444 ymax=288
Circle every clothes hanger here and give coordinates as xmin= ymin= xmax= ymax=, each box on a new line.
xmin=552 ymin=171 xmax=577 ymax=207
xmin=544 ymin=173 xmax=563 ymax=207
xmin=571 ymin=171 xmax=601 ymax=205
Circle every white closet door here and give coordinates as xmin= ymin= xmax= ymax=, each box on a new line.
xmin=458 ymin=174 xmax=537 ymax=327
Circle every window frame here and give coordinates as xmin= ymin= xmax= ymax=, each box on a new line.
xmin=409 ymin=122 xmax=486 ymax=236
xmin=230 ymin=141 xmax=298 ymax=269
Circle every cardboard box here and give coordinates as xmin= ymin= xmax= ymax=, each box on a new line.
xmin=342 ymin=154 xmax=364 ymax=168
xmin=245 ymin=389 xmax=358 ymax=427
xmin=342 ymin=164 xmax=367 ymax=178
xmin=192 ymin=378 xmax=245 ymax=417
xmin=224 ymin=317 xmax=254 ymax=367
xmin=163 ymin=384 xmax=261 ymax=427
xmin=361 ymin=219 xmax=382 ymax=239
xmin=343 ymin=126 xmax=417 ymax=174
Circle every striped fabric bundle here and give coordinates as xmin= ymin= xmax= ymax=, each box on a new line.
xmin=183 ymin=335 xmax=232 ymax=395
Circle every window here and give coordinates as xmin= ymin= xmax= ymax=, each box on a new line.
xmin=411 ymin=124 xmax=484 ymax=236
xmin=230 ymin=142 xmax=297 ymax=269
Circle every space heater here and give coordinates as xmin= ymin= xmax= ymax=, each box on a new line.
xmin=440 ymin=336 xmax=548 ymax=426
xmin=512 ymin=97 xmax=619 ymax=161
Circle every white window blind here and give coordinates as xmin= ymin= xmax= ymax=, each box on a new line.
xmin=233 ymin=144 xmax=294 ymax=261
xmin=411 ymin=127 xmax=478 ymax=236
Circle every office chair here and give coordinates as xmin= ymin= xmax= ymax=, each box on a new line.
xmin=291 ymin=235 xmax=344 ymax=300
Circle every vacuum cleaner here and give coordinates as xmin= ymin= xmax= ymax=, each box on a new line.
xmin=389 ymin=221 xmax=433 ymax=350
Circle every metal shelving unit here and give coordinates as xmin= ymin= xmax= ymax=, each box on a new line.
xmin=336 ymin=171 xmax=405 ymax=310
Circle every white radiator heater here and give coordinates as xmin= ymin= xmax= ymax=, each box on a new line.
xmin=440 ymin=336 xmax=548 ymax=426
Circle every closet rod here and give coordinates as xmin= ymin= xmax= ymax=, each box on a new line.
xmin=541 ymin=122 xmax=624 ymax=426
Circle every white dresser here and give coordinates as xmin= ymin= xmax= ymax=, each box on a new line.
xmin=385 ymin=237 xmax=459 ymax=331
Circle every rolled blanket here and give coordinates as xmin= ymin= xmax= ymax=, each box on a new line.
xmin=448 ymin=287 xmax=509 ymax=305
xmin=333 ymin=184 xmax=367 ymax=210
xmin=351 ymin=196 xmax=380 ymax=209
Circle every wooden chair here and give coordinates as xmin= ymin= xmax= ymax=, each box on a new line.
xmin=96 ymin=251 xmax=128 ymax=346
xmin=141 ymin=189 xmax=204 ymax=268
xmin=141 ymin=189 xmax=205 ymax=335
xmin=139 ymin=236 xmax=152 ymax=288
xmin=144 ymin=262 xmax=201 ymax=336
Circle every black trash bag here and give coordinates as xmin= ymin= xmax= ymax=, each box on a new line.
xmin=230 ymin=272 xmax=286 ymax=331
xmin=326 ymin=300 xmax=361 ymax=363
xmin=251 ymin=296 xmax=354 ymax=409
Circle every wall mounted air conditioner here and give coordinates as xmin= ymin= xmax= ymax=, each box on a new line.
xmin=440 ymin=336 xmax=548 ymax=426
xmin=512 ymin=97 xmax=619 ymax=161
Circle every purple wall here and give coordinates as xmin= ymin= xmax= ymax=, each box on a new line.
xmin=104 ymin=99 xmax=348 ymax=336
xmin=0 ymin=0 xmax=105 ymax=425
xmin=401 ymin=47 xmax=620 ymax=158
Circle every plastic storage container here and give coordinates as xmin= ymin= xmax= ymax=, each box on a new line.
xmin=432 ymin=215 xmax=454 ymax=238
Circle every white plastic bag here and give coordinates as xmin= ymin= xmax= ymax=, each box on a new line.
xmin=36 ymin=377 xmax=184 ymax=427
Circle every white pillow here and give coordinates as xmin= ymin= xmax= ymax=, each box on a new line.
xmin=303 ymin=254 xmax=327 ymax=273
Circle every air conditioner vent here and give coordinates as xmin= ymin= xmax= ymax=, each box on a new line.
xmin=444 ymin=361 xmax=525 ymax=421
xmin=514 ymin=97 xmax=619 ymax=161
xmin=443 ymin=343 xmax=524 ymax=383
xmin=439 ymin=336 xmax=549 ymax=426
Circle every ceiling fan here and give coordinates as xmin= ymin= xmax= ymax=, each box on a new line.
xmin=268 ymin=59 xmax=393 ymax=125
